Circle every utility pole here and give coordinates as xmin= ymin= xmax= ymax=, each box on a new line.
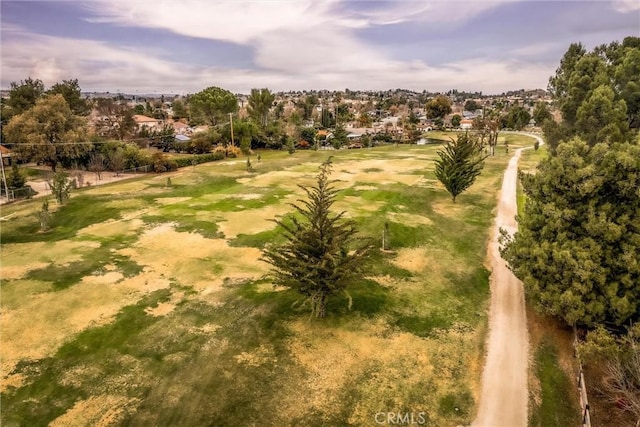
xmin=229 ymin=113 xmax=235 ymax=146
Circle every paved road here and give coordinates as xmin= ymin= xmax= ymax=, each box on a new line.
xmin=472 ymin=133 xmax=543 ymax=426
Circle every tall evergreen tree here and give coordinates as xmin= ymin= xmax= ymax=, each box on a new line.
xmin=261 ymin=159 xmax=373 ymax=318
xmin=500 ymin=139 xmax=640 ymax=328
xmin=247 ymin=88 xmax=275 ymax=128
xmin=434 ymin=133 xmax=485 ymax=202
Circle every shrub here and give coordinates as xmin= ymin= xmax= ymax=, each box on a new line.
xmin=150 ymin=153 xmax=178 ymax=173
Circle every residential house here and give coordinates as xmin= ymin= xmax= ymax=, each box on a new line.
xmin=0 ymin=145 xmax=13 ymax=166
xmin=460 ymin=119 xmax=474 ymax=130
xmin=133 ymin=115 xmax=162 ymax=132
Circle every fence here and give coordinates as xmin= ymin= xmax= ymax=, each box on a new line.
xmin=574 ymin=328 xmax=593 ymax=427
xmin=1 ymin=186 xmax=35 ymax=202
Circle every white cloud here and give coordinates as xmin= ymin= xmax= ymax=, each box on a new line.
xmin=510 ymin=41 xmax=562 ymax=57
xmin=83 ymin=0 xmax=337 ymax=44
xmin=612 ymin=0 xmax=640 ymax=12
xmin=1 ymin=25 xmax=551 ymax=94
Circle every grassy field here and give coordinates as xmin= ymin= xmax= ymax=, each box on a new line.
xmin=1 ymin=135 xmax=535 ymax=426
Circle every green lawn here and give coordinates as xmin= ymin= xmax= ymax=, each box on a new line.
xmin=1 ymin=137 xmax=537 ymax=426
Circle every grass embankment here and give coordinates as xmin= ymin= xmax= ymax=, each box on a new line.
xmin=1 ymin=138 xmax=534 ymax=426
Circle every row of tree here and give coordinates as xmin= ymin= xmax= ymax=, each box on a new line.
xmin=500 ymin=36 xmax=640 ymax=422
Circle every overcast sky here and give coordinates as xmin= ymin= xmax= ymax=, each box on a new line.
xmin=1 ymin=1 xmax=638 ymax=94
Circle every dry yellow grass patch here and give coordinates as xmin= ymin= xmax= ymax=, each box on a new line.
xmin=234 ymin=344 xmax=277 ymax=367
xmin=217 ymin=202 xmax=293 ymax=238
xmin=144 ymin=291 xmax=185 ymax=317
xmin=432 ymin=200 xmax=469 ymax=216
xmin=117 ymin=224 xmax=267 ymax=292
xmin=153 ymin=197 xmax=192 ymax=205
xmin=1 ymin=269 xmax=170 ymax=377
xmin=1 ymin=373 xmax=26 ymax=393
xmin=391 ymin=247 xmax=429 ymax=273
xmin=333 ymin=196 xmax=385 ymax=216
xmin=104 ymin=199 xmax=147 ymax=210
xmin=387 ymin=212 xmax=433 ymax=226
xmin=49 ymin=395 xmax=141 ymax=427
xmin=84 ymin=180 xmax=152 ymax=196
xmin=237 ymin=170 xmax=309 ymax=188
xmin=1 ymin=240 xmax=100 ymax=280
xmin=354 ymin=185 xmax=378 ymax=191
xmin=254 ymin=282 xmax=288 ymax=293
xmin=77 ymin=218 xmax=145 ymax=239
xmin=281 ymin=319 xmax=434 ymax=420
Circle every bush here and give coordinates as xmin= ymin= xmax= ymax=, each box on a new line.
xmin=172 ymin=152 xmax=224 ymax=168
xmin=150 ymin=153 xmax=178 ymax=173
xmin=214 ymin=145 xmax=240 ymax=158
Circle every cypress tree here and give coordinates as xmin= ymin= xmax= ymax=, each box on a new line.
xmin=434 ymin=133 xmax=485 ymax=202
xmin=261 ymin=158 xmax=372 ymax=318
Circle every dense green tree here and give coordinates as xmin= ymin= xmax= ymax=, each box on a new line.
xmin=320 ymin=107 xmax=334 ymax=128
xmin=407 ymin=110 xmax=420 ymax=125
xmin=532 ymin=102 xmax=552 ymax=125
xmin=548 ymin=42 xmax=588 ymax=125
xmin=425 ymin=95 xmax=452 ymax=119
xmin=500 ymin=139 xmax=640 ymax=327
xmin=335 ymin=103 xmax=351 ymax=123
xmin=5 ymin=94 xmax=90 ymax=170
xmin=190 ymin=86 xmax=238 ymax=126
xmin=434 ymin=132 xmax=485 ymax=202
xmin=575 ymin=85 xmax=630 ymax=145
xmin=464 ymin=99 xmax=480 ymax=112
xmin=273 ymin=101 xmax=285 ymax=120
xmin=300 ymin=127 xmax=317 ymax=146
xmin=330 ymin=123 xmax=349 ymax=149
xmin=546 ymin=37 xmax=640 ymax=148
xmin=6 ymin=164 xmax=26 ymax=189
xmin=4 ymin=77 xmax=45 ymax=119
xmin=47 ymin=79 xmax=90 ymax=116
xmin=300 ymin=94 xmax=318 ymax=121
xmin=451 ymin=114 xmax=462 ymax=128
xmin=171 ymin=99 xmax=188 ymax=119
xmin=505 ymin=105 xmax=532 ymax=130
xmin=261 ymin=159 xmax=373 ymax=318
xmin=357 ymin=112 xmax=372 ymax=127
xmin=247 ymin=88 xmax=275 ymax=128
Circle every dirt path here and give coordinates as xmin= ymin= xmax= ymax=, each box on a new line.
xmin=472 ymin=133 xmax=543 ymax=426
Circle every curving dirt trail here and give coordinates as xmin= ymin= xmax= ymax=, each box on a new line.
xmin=472 ymin=134 xmax=543 ymax=427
